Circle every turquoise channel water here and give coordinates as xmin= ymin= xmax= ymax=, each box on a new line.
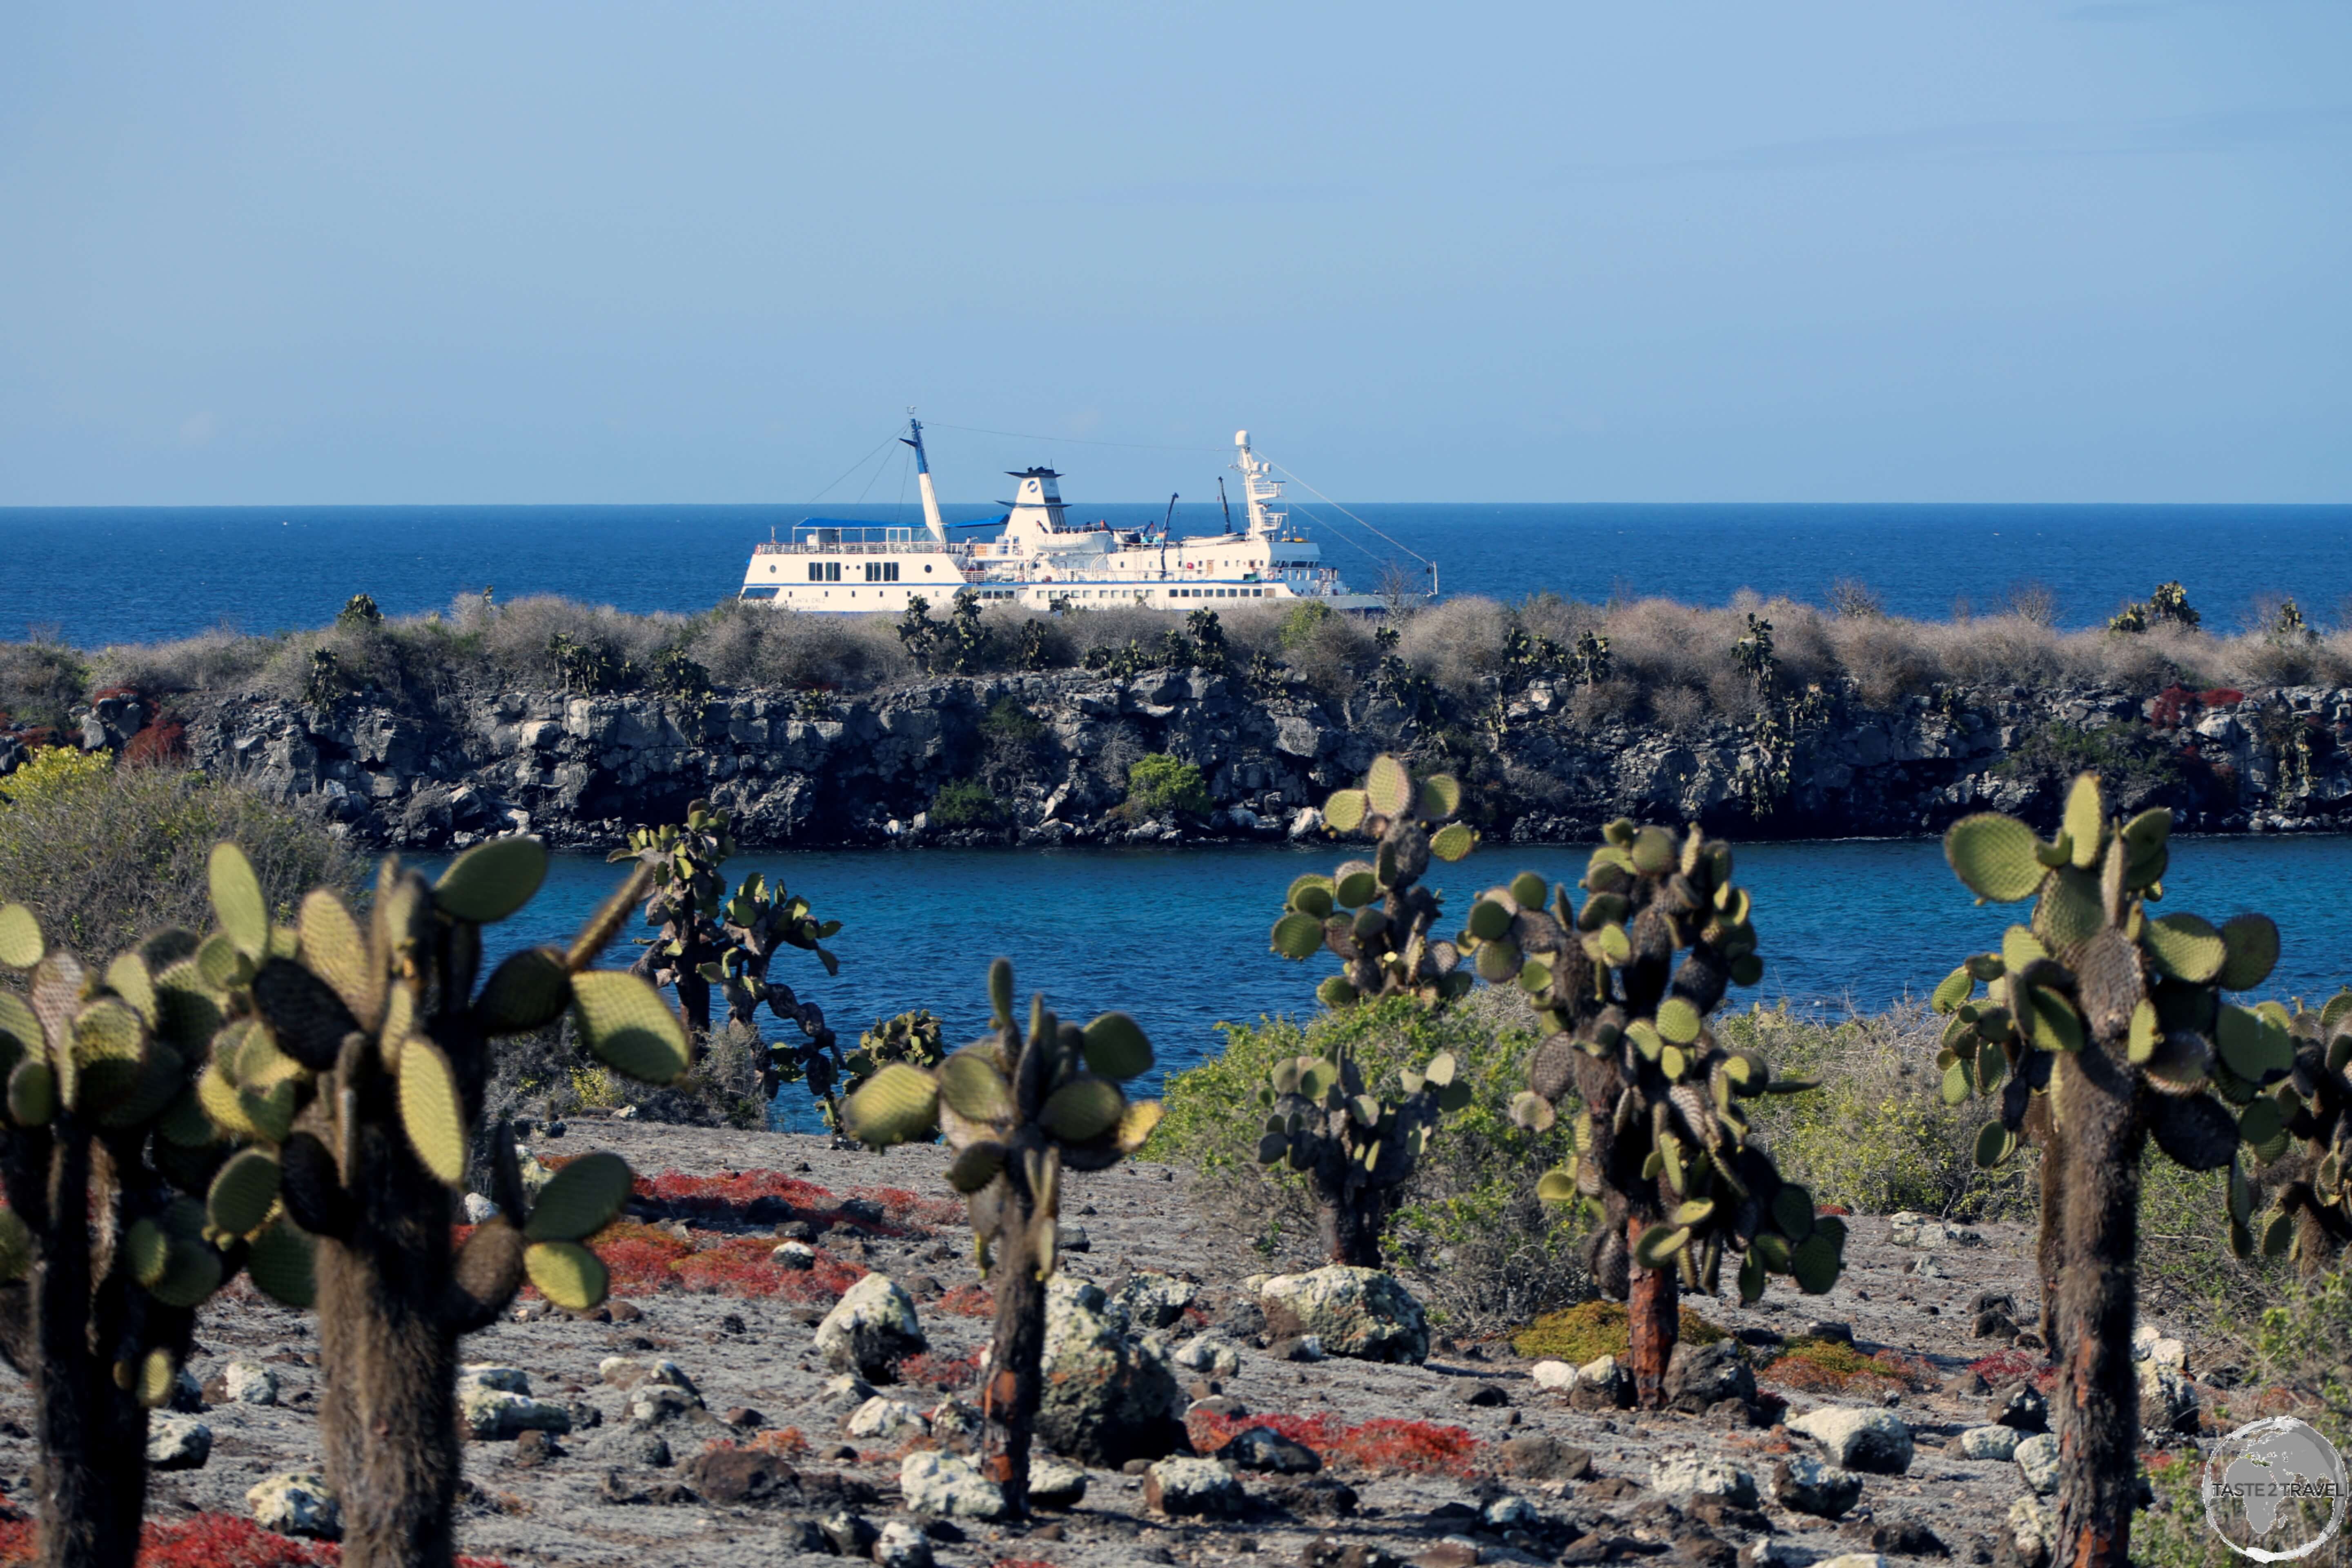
xmin=434 ymin=838 xmax=2340 ymax=1134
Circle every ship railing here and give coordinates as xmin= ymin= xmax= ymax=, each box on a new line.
xmin=751 ymin=537 xmax=963 ymax=557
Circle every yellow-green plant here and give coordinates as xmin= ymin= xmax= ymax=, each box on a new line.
xmin=1474 ymin=820 xmax=1833 ymax=1408
xmin=837 ymin=960 xmax=1160 ymax=1515
xmin=1931 ymin=774 xmax=2277 ymax=1568
xmin=196 ymin=837 xmax=687 ymax=1568
xmin=0 ymin=902 xmax=298 ymax=1568
xmin=2264 ymin=991 xmax=2352 ymax=1269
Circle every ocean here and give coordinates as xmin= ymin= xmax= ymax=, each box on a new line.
xmin=3 ymin=501 xmax=2350 ymax=648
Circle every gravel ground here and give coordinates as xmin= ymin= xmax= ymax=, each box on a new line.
xmin=0 ymin=1118 xmax=2164 ymax=1568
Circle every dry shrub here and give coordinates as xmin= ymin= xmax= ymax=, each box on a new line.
xmin=1277 ymin=607 xmax=1374 ymax=702
xmin=1515 ymin=592 xmax=1603 ymax=649
xmin=689 ymin=601 xmax=911 ymax=692
xmin=1605 ymin=598 xmax=1719 ymax=691
xmin=1915 ymin=615 xmax=2067 ymax=688
xmin=1647 ymin=684 xmax=1708 ymax=734
xmin=1565 ymin=680 xmax=1637 ymax=728
xmin=1398 ymin=596 xmax=1510 ymax=698
xmin=1829 ymin=617 xmax=1942 ymax=706
xmin=0 ymin=641 xmax=91 ymax=727
xmin=89 ymin=628 xmax=276 ymax=697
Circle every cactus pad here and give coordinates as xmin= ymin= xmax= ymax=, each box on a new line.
xmin=0 ymin=905 xmax=40 ymax=970
xmin=396 ymin=1038 xmax=468 ymax=1186
xmin=208 ymin=843 xmax=270 ymax=959
xmin=841 ymin=1061 xmax=941 ymax=1147
xmin=523 ymin=1239 xmax=609 ymax=1312
xmin=475 ymin=947 xmax=575 ymax=1034
xmin=246 ymin=1219 xmax=316 ymax=1308
xmin=0 ymin=1211 xmax=32 ymax=1283
xmin=1944 ymin=814 xmax=2046 ymax=903
xmin=939 ymin=1051 xmax=1013 ymax=1123
xmin=147 ymin=1240 xmax=224 ymax=1310
xmin=2217 ymin=915 xmax=2280 ymax=992
xmin=1430 ymin=822 xmax=1476 ymax=862
xmin=568 ymin=970 xmax=690 ymax=1085
xmin=207 ymin=1148 xmax=283 ymax=1238
xmin=1080 ymin=1012 xmax=1152 ymax=1080
xmin=433 ymin=835 xmax=550 ymax=924
xmin=523 ymin=1151 xmax=632 ymax=1243
xmin=1039 ymin=1078 xmax=1126 ymax=1143
xmin=1270 ymin=912 xmax=1325 ymax=961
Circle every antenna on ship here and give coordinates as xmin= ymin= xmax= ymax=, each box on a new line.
xmin=1217 ymin=477 xmax=1234 ymax=535
xmin=1160 ymin=493 xmax=1178 ymax=575
xmin=901 ymin=410 xmax=949 ymax=546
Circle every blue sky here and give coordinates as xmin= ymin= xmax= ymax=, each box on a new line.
xmin=2 ymin=2 xmax=2345 ymax=504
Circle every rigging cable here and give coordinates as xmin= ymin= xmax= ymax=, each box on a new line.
xmin=922 ymin=421 xmax=1225 ymax=454
xmin=807 ymin=431 xmax=903 ymax=504
xmin=1270 ymin=462 xmax=1436 ymax=573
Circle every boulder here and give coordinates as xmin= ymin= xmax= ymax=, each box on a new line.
xmin=1957 ymin=1425 xmax=2023 ymax=1462
xmin=625 ymin=1383 xmax=703 ymax=1428
xmin=846 ymin=1397 xmax=929 ymax=1443
xmin=815 ymin=1274 xmax=926 ymax=1381
xmin=1115 ymin=1270 xmax=1198 ymax=1329
xmin=1225 ymin=1425 xmax=1322 ymax=1475
xmin=463 ymin=1364 xmax=531 ymax=1393
xmin=147 ymin=1415 xmax=212 ymax=1472
xmin=872 ymin=1520 xmax=934 ymax=1568
xmin=1991 ymin=1382 xmax=2048 ymax=1432
xmin=2007 ymin=1496 xmax=2056 ymax=1568
xmin=220 ymin=1361 xmax=280 ymax=1406
xmin=925 ymin=1398 xmax=982 ymax=1448
xmin=2140 ymin=1362 xmax=2198 ymax=1434
xmin=1789 ymin=1405 xmax=1913 ymax=1475
xmin=686 ymin=1448 xmax=798 ymax=1506
xmin=1530 ymin=1360 xmax=1578 ymax=1392
xmin=1651 ymin=1455 xmax=1757 ymax=1509
xmin=586 ymin=1427 xmax=673 ymax=1468
xmin=1769 ymin=1454 xmax=1862 ymax=1519
xmin=2014 ymin=1432 xmax=2060 ymax=1496
xmin=1144 ymin=1456 xmax=1245 ymax=1517
xmin=1173 ymin=1332 xmax=1243 ymax=1377
xmin=1035 ymin=1275 xmax=1183 ymax=1466
xmin=1482 ymin=1494 xmax=1542 ymax=1529
xmin=1570 ymin=1355 xmax=1630 ymax=1410
xmin=458 ymin=1369 xmax=572 ymax=1441
xmin=247 ymin=1473 xmax=339 ymax=1540
xmin=1663 ymin=1341 xmax=1756 ymax=1413
xmin=771 ymin=1241 xmax=817 ymax=1271
xmin=1497 ymin=1434 xmax=1592 ymax=1482
xmin=1027 ymin=1459 xmax=1089 ymax=1510
xmin=598 ymin=1357 xmax=697 ymax=1394
xmin=898 ymin=1451 xmax=1006 ymax=1519
xmin=1258 ymin=1267 xmax=1428 ymax=1363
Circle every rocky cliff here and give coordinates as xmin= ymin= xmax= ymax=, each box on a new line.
xmin=37 ymin=673 xmax=2352 ymax=850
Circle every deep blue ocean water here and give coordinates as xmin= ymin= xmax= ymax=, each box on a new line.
xmin=429 ymin=839 xmax=2347 ymax=1134
xmin=3 ymin=501 xmax=2350 ymax=647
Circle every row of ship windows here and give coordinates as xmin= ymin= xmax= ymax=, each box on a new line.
xmin=805 ymin=561 xmax=913 ymax=582
xmin=764 ymin=584 xmax=1276 ymax=600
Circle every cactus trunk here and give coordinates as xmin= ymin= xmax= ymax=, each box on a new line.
xmin=982 ymin=1205 xmax=1046 ymax=1519
xmin=2029 ymin=1095 xmax=2064 ymax=1349
xmin=1625 ymin=1215 xmax=1679 ymax=1410
xmin=2047 ymin=1049 xmax=2144 ymax=1568
xmin=1316 ymin=1189 xmax=1385 ymax=1268
xmin=315 ymin=1121 xmax=463 ymax=1568
xmin=27 ymin=1129 xmax=149 ymax=1568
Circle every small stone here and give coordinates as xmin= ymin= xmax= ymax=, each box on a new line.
xmin=247 ymin=1473 xmax=339 ymax=1539
xmin=1972 ymin=1311 xmax=2019 ymax=1341
xmin=1652 ymin=1455 xmax=1759 ymax=1510
xmin=1061 ymin=1225 xmax=1091 ymax=1252
xmin=1173 ymin=1332 xmax=1244 ymax=1377
xmin=2007 ymin=1496 xmax=2056 ymax=1567
xmin=2140 ymin=1361 xmax=2198 ymax=1434
xmin=684 ymin=1448 xmax=796 ymax=1506
xmin=1812 ymin=1557 xmax=1888 ymax=1568
xmin=806 ymin=1374 xmax=880 ymax=1420
xmin=1462 ymin=1382 xmax=1510 ymax=1408
xmin=846 ymin=1396 xmax=928 ymax=1443
xmin=1189 ymin=1395 xmax=1248 ymax=1419
xmin=1803 ymin=1321 xmax=1855 ymax=1345
xmin=1956 ymin=1425 xmax=2022 ymax=1461
xmin=167 ymin=1369 xmax=205 ymax=1413
xmin=147 ymin=1415 xmax=212 ymax=1471
xmin=925 ymin=1398 xmax=981 ymax=1446
xmin=512 ymin=1430 xmax=561 ymax=1468
xmin=1864 ymin=1521 xmax=1948 ymax=1558
xmin=1497 ymin=1433 xmax=1592 ymax=1481
xmin=1570 ymin=1354 xmax=1630 ymax=1410
xmin=1027 ymin=1459 xmax=1089 ymax=1510
xmin=2014 ymin=1432 xmax=2060 ymax=1495
xmin=1144 ymin=1456 xmax=1245 ymax=1517
xmin=1769 ymin=1454 xmax=1861 ymax=1519
xmin=464 ymin=1364 xmax=532 ymax=1394
xmin=873 ymin=1520 xmax=935 ymax=1568
xmin=721 ymin=1406 xmax=764 ymax=1429
xmin=625 ymin=1385 xmax=702 ymax=1428
xmin=1412 ymin=1541 xmax=1481 ymax=1568
xmin=1271 ymin=1334 xmax=1327 ymax=1363
xmin=1529 ymin=1360 xmax=1577 ymax=1392
xmin=462 ymin=1193 xmax=500 ymax=1224
xmin=586 ymin=1428 xmax=672 ymax=1468
xmin=221 ymin=1361 xmax=280 ymax=1407
xmin=898 ymin=1451 xmax=1006 ymax=1520
xmin=813 ymin=1274 xmax=927 ymax=1382
xmin=817 ymin=1509 xmax=876 ymax=1557
xmin=460 ymin=1383 xmax=572 ymax=1441
xmin=1116 ymin=1271 xmax=1200 ymax=1330
xmin=606 ymin=1300 xmax=644 ymax=1323
xmin=1482 ymin=1494 xmax=1541 ymax=1528
xmin=1226 ymin=1425 xmax=1322 ymax=1475
xmin=771 ymin=1241 xmax=817 ymax=1271
xmin=1270 ymin=1475 xmax=1360 ymax=1519
xmin=1788 ymin=1405 xmax=1913 ymax=1475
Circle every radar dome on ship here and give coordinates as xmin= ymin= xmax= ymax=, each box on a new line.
xmin=1235 ymin=430 xmax=1248 ymax=445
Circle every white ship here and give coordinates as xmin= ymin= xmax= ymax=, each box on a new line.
xmin=738 ymin=420 xmax=1395 ymax=614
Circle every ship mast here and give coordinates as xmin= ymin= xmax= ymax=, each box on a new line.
xmin=901 ymin=413 xmax=949 ymax=545
xmin=1233 ymin=430 xmax=1284 ymax=539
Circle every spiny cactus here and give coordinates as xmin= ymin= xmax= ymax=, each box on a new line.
xmin=337 ymin=593 xmax=383 ymax=628
xmin=197 ymin=836 xmax=687 ymax=1568
xmin=1270 ymin=753 xmax=1477 ymax=1009
xmin=838 ymin=1010 xmax=946 ymax=1127
xmin=1479 ymin=820 xmax=1832 ymax=1408
xmin=1254 ymin=1044 xmax=1469 ymax=1267
xmin=836 ymin=960 xmax=1160 ymax=1516
xmin=0 ymin=903 xmax=296 ymax=1568
xmin=1933 ymin=774 xmax=2275 ymax=1568
xmin=2258 ymin=991 xmax=2352 ymax=1271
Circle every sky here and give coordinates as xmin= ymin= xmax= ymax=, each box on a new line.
xmin=1 ymin=2 xmax=2346 ymax=505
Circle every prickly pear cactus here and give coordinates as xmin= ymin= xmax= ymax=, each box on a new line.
xmin=2256 ymin=991 xmax=2352 ymax=1272
xmin=837 ymin=1010 xmax=946 ymax=1129
xmin=1253 ymin=1043 xmax=1469 ymax=1267
xmin=193 ymin=836 xmax=686 ymax=1567
xmin=836 ymin=959 xmax=1160 ymax=1515
xmin=1931 ymin=773 xmax=2277 ymax=1568
xmin=1474 ymin=818 xmax=1830 ymax=1407
xmin=0 ymin=901 xmax=283 ymax=1568
xmin=1271 ymin=753 xmax=1477 ymax=1007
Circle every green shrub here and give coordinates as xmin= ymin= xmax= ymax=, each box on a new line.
xmin=1123 ymin=753 xmax=1209 ymax=818
xmin=981 ymin=696 xmax=1046 ymax=744
xmin=1278 ymin=600 xmax=1334 ymax=651
xmin=929 ymin=777 xmax=1000 ymax=828
xmin=1151 ymin=989 xmax=1590 ymax=1333
xmin=1724 ymin=1003 xmax=2038 ymax=1221
xmin=1510 ymin=1301 xmax=1723 ymax=1362
xmin=0 ymin=640 xmax=90 ymax=728
xmin=0 ymin=753 xmax=353 ymax=958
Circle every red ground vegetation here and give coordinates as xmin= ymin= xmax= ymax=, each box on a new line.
xmin=935 ymin=1284 xmax=994 ymax=1318
xmin=895 ymin=1350 xmax=981 ymax=1392
xmin=1185 ymin=1409 xmax=1483 ymax=1478
xmin=122 ymin=719 xmax=188 ymax=768
xmin=0 ymin=1515 xmax=506 ymax=1568
xmin=1966 ymin=1348 xmax=2049 ymax=1387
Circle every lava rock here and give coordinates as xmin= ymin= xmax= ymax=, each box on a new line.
xmin=1259 ymin=1266 xmax=1429 ymax=1364
xmin=1956 ymin=1425 xmax=2023 ymax=1461
xmin=898 ymin=1451 xmax=1006 ymax=1519
xmin=1770 ymin=1454 xmax=1862 ymax=1519
xmin=1664 ymin=1341 xmax=1756 ymax=1414
xmin=2014 ymin=1433 xmax=2060 ymax=1496
xmin=1145 ymin=1456 xmax=1246 ymax=1517
xmin=1498 ymin=1434 xmax=1592 ymax=1481
xmin=1027 ymin=1459 xmax=1089 ymax=1510
xmin=1226 ymin=1425 xmax=1323 ymax=1475
xmin=1035 ymin=1274 xmax=1183 ymax=1467
xmin=1651 ymin=1455 xmax=1759 ymax=1510
xmin=685 ymin=1448 xmax=799 ymax=1506
xmin=247 ymin=1473 xmax=339 ymax=1540
xmin=846 ymin=1397 xmax=929 ymax=1443
xmin=147 ymin=1415 xmax=212 ymax=1472
xmin=873 ymin=1520 xmax=935 ymax=1568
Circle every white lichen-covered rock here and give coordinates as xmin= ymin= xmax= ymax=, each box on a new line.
xmin=1813 ymin=1557 xmax=1890 ymax=1568
xmin=463 ymin=1364 xmax=531 ymax=1394
xmin=846 ymin=1396 xmax=929 ymax=1443
xmin=1769 ymin=1454 xmax=1862 ymax=1519
xmin=898 ymin=1450 xmax=1006 ymax=1519
xmin=815 ymin=1274 xmax=926 ymax=1380
xmin=1114 ymin=1270 xmax=1198 ymax=1330
xmin=2008 ymin=1496 xmax=2056 ymax=1562
xmin=871 ymin=1520 xmax=934 ymax=1568
xmin=1789 ymin=1405 xmax=1914 ymax=1474
xmin=1570 ymin=1354 xmax=1629 ymax=1409
xmin=462 ymin=1192 xmax=500 ymax=1224
xmin=2134 ymin=1323 xmax=2188 ymax=1370
xmin=147 ymin=1415 xmax=212 ymax=1471
xmin=461 ymin=1384 xmax=573 ymax=1441
xmin=1530 ymin=1360 xmax=1577 ymax=1392
xmin=596 ymin=1356 xmax=698 ymax=1394
xmin=1957 ymin=1424 xmax=2023 ymax=1461
xmin=1651 ymin=1454 xmax=1759 ymax=1509
xmin=2140 ymin=1361 xmax=2198 ymax=1434
xmin=1027 ymin=1459 xmax=1089 ymax=1510
xmin=1482 ymin=1494 xmax=1541 ymax=1528
xmin=805 ymin=1374 xmax=878 ymax=1420
xmin=2015 ymin=1432 xmax=2060 ymax=1495
xmin=1036 ymin=1275 xmax=1182 ymax=1467
xmin=1143 ymin=1456 xmax=1245 ymax=1517
xmin=771 ymin=1241 xmax=817 ymax=1271
xmin=247 ymin=1473 xmax=340 ymax=1539
xmin=221 ymin=1361 xmax=280 ymax=1406
xmin=1886 ymin=1212 xmax=1983 ymax=1249
xmin=925 ymin=1398 xmax=981 ymax=1446
xmin=1172 ymin=1332 xmax=1243 ymax=1377
xmin=1257 ymin=1265 xmax=1428 ymax=1364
